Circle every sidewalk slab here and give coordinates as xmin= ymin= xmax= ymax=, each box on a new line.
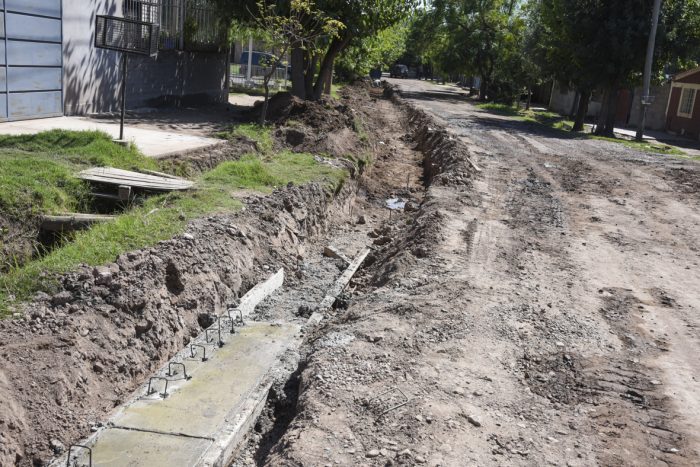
xmin=0 ymin=116 xmax=223 ymax=158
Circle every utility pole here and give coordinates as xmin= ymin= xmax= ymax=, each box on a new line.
xmin=636 ymin=0 xmax=662 ymax=141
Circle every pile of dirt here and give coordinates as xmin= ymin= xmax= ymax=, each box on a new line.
xmin=260 ymin=87 xmax=374 ymax=159
xmin=0 ymin=180 xmax=356 ymax=466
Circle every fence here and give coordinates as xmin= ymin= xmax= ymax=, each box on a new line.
xmin=230 ymin=64 xmax=289 ymax=90
xmin=123 ymin=0 xmax=223 ymax=51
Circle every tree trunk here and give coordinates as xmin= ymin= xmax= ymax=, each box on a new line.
xmin=479 ymin=81 xmax=488 ymax=101
xmin=260 ymin=81 xmax=270 ymax=126
xmin=305 ymin=52 xmax=317 ymax=99
xmin=526 ymin=87 xmax=532 ymax=110
xmin=313 ymin=35 xmax=351 ymax=100
xmin=323 ymin=65 xmax=333 ymax=95
xmin=572 ymin=89 xmax=591 ymax=132
xmin=290 ymin=43 xmax=306 ymax=99
xmin=594 ymin=87 xmax=618 ymax=137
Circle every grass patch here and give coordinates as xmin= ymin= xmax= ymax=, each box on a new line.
xmin=0 ymin=150 xmax=346 ymax=314
xmin=219 ymin=123 xmax=274 ymax=153
xmin=0 ymin=130 xmax=156 ymax=219
xmin=590 ymin=135 xmax=685 ymax=156
xmin=477 ymin=103 xmax=685 ymax=156
xmin=331 ymin=83 xmax=345 ymax=100
xmin=351 ymin=114 xmax=369 ymax=144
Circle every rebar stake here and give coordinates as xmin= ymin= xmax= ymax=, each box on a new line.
xmin=147 ymin=376 xmax=169 ymax=398
xmin=66 ymin=444 xmax=92 ymax=467
xmin=167 ymin=362 xmax=191 ymax=380
xmin=190 ymin=344 xmax=208 ymax=361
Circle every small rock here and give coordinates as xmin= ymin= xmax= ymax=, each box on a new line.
xmin=415 ymin=455 xmax=427 ymax=463
xmin=93 ymin=362 xmax=104 ymax=374
xmin=373 ymin=236 xmax=392 ymax=246
xmin=366 ymin=449 xmax=380 ymax=458
xmin=466 ymin=415 xmax=481 ymax=427
xmin=357 ymin=215 xmax=367 ymax=225
xmin=51 ymin=291 xmax=72 ymax=307
xmin=49 ymin=439 xmax=65 ymax=455
xmin=182 ymin=233 xmax=195 ymax=241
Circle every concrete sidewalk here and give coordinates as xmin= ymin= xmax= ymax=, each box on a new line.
xmin=0 ymin=116 xmax=224 ymax=158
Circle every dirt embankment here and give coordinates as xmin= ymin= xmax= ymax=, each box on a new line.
xmin=0 ymin=84 xmax=376 ymax=467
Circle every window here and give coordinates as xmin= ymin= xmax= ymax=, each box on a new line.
xmin=678 ymin=87 xmax=697 ymax=118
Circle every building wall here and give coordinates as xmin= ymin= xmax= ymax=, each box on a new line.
xmin=628 ymin=83 xmax=671 ymax=131
xmin=666 ymin=85 xmax=700 ymax=139
xmin=62 ymin=1 xmax=227 ymax=116
xmin=548 ymin=82 xmax=601 ymax=118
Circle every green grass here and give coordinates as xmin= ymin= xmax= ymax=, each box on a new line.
xmin=590 ymin=135 xmax=685 ymax=155
xmin=219 ymin=123 xmax=274 ymax=153
xmin=0 ymin=130 xmax=156 ymax=218
xmin=477 ymin=103 xmax=685 ymax=156
xmin=331 ymin=83 xmax=345 ymax=100
xmin=0 ymin=149 xmax=346 ymax=314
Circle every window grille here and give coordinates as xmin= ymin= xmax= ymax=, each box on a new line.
xmin=95 ymin=15 xmax=160 ymax=56
xmin=678 ymin=87 xmax=696 ymax=118
xmin=124 ymin=0 xmax=162 ymax=24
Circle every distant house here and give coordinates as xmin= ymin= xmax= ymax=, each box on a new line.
xmin=666 ymin=66 xmax=700 ymax=139
xmin=0 ymin=0 xmax=228 ymax=122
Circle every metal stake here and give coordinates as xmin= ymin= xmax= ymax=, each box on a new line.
xmin=66 ymin=444 xmax=92 ymax=467
xmin=167 ymin=362 xmax=191 ymax=380
xmin=119 ymin=53 xmax=128 ymax=141
xmin=190 ymin=344 xmax=208 ymax=361
xmin=147 ymin=376 xmax=169 ymax=398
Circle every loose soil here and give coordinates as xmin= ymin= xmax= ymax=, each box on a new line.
xmin=2 ymin=80 xmax=699 ymax=467
xmin=254 ymin=80 xmax=700 ymax=467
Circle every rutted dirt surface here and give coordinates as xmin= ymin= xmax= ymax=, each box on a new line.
xmin=258 ymin=80 xmax=700 ymax=466
xmin=2 ymin=80 xmax=700 ymax=467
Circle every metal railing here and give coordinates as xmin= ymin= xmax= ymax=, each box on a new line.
xmin=230 ymin=64 xmax=290 ymax=90
xmin=122 ymin=0 xmax=223 ymax=52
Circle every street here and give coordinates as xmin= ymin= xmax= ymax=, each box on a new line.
xmin=264 ymin=79 xmax=700 ymax=466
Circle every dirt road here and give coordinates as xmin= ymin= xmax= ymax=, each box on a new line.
xmin=262 ymin=80 xmax=700 ymax=466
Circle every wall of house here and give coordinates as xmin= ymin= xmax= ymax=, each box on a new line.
xmin=627 ymin=83 xmax=671 ymax=131
xmin=666 ymin=85 xmax=700 ymax=139
xmin=62 ymin=1 xmax=227 ymax=116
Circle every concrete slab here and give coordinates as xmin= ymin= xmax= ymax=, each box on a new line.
xmin=237 ymin=269 xmax=284 ymax=319
xmin=88 ymin=429 xmax=211 ymax=467
xmin=62 ymin=322 xmax=300 ymax=467
xmin=0 ymin=116 xmax=223 ymax=158
xmin=115 ymin=322 xmax=298 ymax=438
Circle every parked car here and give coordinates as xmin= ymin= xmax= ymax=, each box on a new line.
xmin=390 ymin=64 xmax=409 ymax=79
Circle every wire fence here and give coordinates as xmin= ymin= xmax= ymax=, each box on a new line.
xmin=230 ymin=64 xmax=290 ymax=90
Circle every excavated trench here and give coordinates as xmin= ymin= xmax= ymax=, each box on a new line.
xmin=231 ymin=87 xmax=469 ymax=466
xmin=0 ymin=84 xmax=433 ymax=467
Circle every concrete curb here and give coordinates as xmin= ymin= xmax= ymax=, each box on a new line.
xmin=308 ymin=248 xmax=371 ymax=325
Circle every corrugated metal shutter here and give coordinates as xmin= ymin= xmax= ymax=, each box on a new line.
xmin=0 ymin=0 xmax=63 ymax=121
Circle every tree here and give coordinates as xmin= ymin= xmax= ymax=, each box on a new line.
xmin=251 ymin=0 xmax=343 ymax=124
xmin=335 ymin=20 xmax=411 ymax=81
xmin=292 ymin=0 xmax=416 ymax=100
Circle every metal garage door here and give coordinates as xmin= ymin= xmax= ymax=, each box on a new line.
xmin=0 ymin=0 xmax=63 ymax=121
